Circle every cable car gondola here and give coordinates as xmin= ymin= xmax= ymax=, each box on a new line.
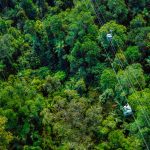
xmin=123 ymin=103 xmax=133 ymax=117
xmin=106 ymin=30 xmax=113 ymax=41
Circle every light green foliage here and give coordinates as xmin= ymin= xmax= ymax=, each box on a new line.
xmin=130 ymin=14 xmax=146 ymax=28
xmin=108 ymin=130 xmax=142 ymax=150
xmin=99 ymin=88 xmax=114 ymax=103
xmin=128 ymin=89 xmax=150 ymax=148
xmin=100 ymin=68 xmax=117 ymax=91
xmin=113 ymin=52 xmax=127 ymax=70
xmin=98 ymin=21 xmax=127 ymax=49
xmin=0 ymin=34 xmax=16 ymax=60
xmin=129 ymin=89 xmax=150 ymax=121
xmin=41 ymin=91 xmax=102 ymax=149
xmin=42 ymin=75 xmax=61 ymax=95
xmin=117 ymin=64 xmax=145 ymax=91
xmin=125 ymin=46 xmax=141 ymax=63
xmin=0 ymin=70 xmax=56 ymax=149
xmin=65 ymin=77 xmax=87 ymax=97
xmin=0 ymin=116 xmax=13 ymax=150
xmin=97 ymin=115 xmax=142 ymax=150
xmin=0 ymin=18 xmax=12 ymax=35
xmin=0 ymin=27 xmax=29 ymax=75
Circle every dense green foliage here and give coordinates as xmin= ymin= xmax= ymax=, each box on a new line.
xmin=0 ymin=0 xmax=150 ymax=149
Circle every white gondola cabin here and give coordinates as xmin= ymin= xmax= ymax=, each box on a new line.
xmin=123 ymin=103 xmax=133 ymax=117
xmin=106 ymin=34 xmax=112 ymax=41
xmin=106 ymin=30 xmax=113 ymax=41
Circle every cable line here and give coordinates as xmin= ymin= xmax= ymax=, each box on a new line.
xmin=92 ymin=0 xmax=150 ymax=126
xmin=93 ymin=0 xmax=147 ymax=94
xmin=79 ymin=0 xmax=150 ymax=149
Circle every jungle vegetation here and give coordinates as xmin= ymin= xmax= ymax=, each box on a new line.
xmin=0 ymin=0 xmax=150 ymax=149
